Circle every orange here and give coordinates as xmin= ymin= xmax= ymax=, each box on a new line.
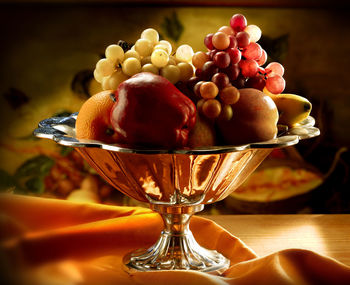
xmin=76 ymin=90 xmax=120 ymax=144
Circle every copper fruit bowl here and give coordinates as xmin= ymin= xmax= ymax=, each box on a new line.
xmin=34 ymin=113 xmax=319 ymax=274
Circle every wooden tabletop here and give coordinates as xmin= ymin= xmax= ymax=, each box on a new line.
xmin=205 ymin=214 xmax=350 ymax=266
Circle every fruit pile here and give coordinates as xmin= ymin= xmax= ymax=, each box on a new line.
xmin=76 ymin=13 xmax=312 ymax=149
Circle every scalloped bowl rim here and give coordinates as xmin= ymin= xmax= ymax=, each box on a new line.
xmin=34 ymin=113 xmax=320 ymax=155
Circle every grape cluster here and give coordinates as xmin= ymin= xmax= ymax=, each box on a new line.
xmin=187 ymin=14 xmax=286 ymax=120
xmin=93 ymin=28 xmax=195 ymax=90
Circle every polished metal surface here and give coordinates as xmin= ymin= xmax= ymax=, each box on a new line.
xmin=34 ymin=113 xmax=320 ymax=273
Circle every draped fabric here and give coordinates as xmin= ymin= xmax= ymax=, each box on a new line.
xmin=1 ymin=194 xmax=349 ymax=285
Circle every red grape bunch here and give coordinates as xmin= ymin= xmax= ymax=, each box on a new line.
xmin=187 ymin=14 xmax=286 ymax=120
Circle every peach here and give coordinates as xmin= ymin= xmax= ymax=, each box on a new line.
xmin=217 ymin=88 xmax=278 ymax=145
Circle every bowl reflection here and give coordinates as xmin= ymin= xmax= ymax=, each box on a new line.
xmin=76 ymin=147 xmax=272 ymax=205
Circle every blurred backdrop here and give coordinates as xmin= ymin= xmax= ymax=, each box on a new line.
xmin=0 ymin=0 xmax=349 ymax=214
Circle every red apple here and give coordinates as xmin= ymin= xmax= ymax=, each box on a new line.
xmin=110 ymin=72 xmax=196 ymax=148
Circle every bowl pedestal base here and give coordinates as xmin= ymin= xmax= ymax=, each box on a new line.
xmin=123 ymin=204 xmax=230 ymax=274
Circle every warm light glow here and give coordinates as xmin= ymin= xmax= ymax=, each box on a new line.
xmin=244 ymin=24 xmax=262 ymax=43
xmin=140 ymin=176 xmax=162 ymax=199
xmin=266 ymin=224 xmax=327 ymax=255
xmin=32 ymin=261 xmax=83 ymax=284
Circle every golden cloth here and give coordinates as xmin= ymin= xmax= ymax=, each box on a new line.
xmin=1 ymin=194 xmax=349 ymax=285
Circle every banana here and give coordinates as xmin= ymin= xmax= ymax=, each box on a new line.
xmin=263 ymin=88 xmax=312 ymax=127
